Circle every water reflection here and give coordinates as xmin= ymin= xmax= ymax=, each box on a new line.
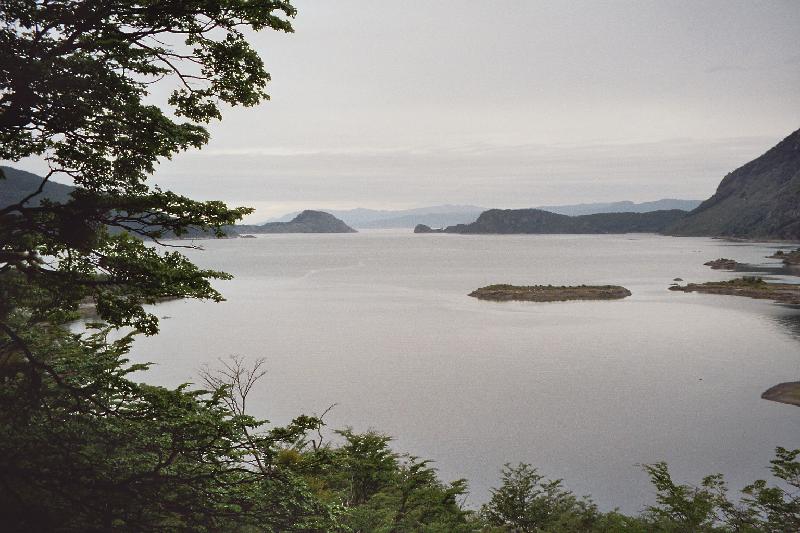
xmin=768 ymin=309 xmax=800 ymax=343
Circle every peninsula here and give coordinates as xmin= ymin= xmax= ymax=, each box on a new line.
xmin=469 ymin=284 xmax=632 ymax=302
xmin=669 ymin=277 xmax=800 ymax=306
xmin=769 ymin=248 xmax=800 ymax=266
xmin=415 ymin=209 xmax=686 ymax=234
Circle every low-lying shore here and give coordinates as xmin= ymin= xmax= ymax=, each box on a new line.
xmin=768 ymin=248 xmax=800 ymax=266
xmin=669 ymin=277 xmax=800 ymax=305
xmin=469 ymin=284 xmax=631 ymax=302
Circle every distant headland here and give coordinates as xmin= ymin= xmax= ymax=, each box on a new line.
xmin=235 ymin=210 xmax=356 ymax=234
xmin=415 ymin=209 xmax=686 ymax=235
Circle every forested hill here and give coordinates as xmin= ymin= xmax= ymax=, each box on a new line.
xmin=417 ymin=208 xmax=687 ymax=234
xmin=667 ymin=128 xmax=800 ymax=240
xmin=0 ymin=166 xmax=75 ymax=207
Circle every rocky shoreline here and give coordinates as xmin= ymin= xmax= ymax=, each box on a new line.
xmin=671 ymin=251 xmax=800 ymax=409
xmin=761 ymin=382 xmax=800 ymax=407
xmin=469 ymin=284 xmax=631 ymax=302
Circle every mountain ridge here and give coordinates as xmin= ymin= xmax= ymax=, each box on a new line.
xmin=667 ymin=128 xmax=800 ymax=240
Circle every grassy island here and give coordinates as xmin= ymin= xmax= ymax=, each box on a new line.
xmin=669 ymin=276 xmax=800 ymax=305
xmin=469 ymin=284 xmax=632 ymax=302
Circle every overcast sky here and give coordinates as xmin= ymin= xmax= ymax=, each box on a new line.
xmin=17 ymin=0 xmax=800 ymax=219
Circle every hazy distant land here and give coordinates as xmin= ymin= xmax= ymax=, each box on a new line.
xmin=264 ymin=199 xmax=701 ymax=229
xmin=235 ymin=210 xmax=356 ymax=234
xmin=415 ymin=209 xmax=687 ymax=234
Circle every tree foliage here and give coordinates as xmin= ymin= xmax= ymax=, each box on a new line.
xmin=1 ymin=0 xmax=297 ymax=334
xmin=0 ymin=323 xmax=340 ymax=532
xmin=479 ymin=459 xmax=800 ymax=533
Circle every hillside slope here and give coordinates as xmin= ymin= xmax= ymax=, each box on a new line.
xmin=0 ymin=166 xmax=75 ymax=207
xmin=668 ymin=129 xmax=800 ymax=240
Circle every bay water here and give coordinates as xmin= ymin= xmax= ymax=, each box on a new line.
xmin=129 ymin=232 xmax=800 ymax=512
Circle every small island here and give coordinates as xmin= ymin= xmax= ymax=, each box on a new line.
xmin=469 ymin=284 xmax=632 ymax=302
xmin=669 ymin=277 xmax=800 ymax=305
xmin=704 ymin=258 xmax=739 ymax=270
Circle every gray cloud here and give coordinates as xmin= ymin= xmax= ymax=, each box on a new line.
xmin=146 ymin=135 xmax=778 ymax=219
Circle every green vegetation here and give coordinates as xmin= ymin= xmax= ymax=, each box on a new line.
xmin=1 ymin=1 xmax=798 ymax=531
xmin=469 ymin=284 xmax=632 ymax=302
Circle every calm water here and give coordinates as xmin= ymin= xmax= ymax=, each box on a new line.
xmin=130 ymin=232 xmax=800 ymax=512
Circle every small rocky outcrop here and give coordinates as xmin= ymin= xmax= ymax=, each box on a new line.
xmin=468 ymin=284 xmax=632 ymax=302
xmin=704 ymin=258 xmax=739 ymax=270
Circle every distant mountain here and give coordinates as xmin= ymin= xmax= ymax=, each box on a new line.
xmin=668 ymin=128 xmax=800 ymax=240
xmin=265 ymin=205 xmax=486 ymax=228
xmin=265 ymin=201 xmax=700 ymax=229
xmin=537 ymin=199 xmax=701 ymax=216
xmin=415 ymin=209 xmax=687 ymax=234
xmin=0 ymin=166 xmax=75 ymax=207
xmin=237 ymin=210 xmax=356 ymax=234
